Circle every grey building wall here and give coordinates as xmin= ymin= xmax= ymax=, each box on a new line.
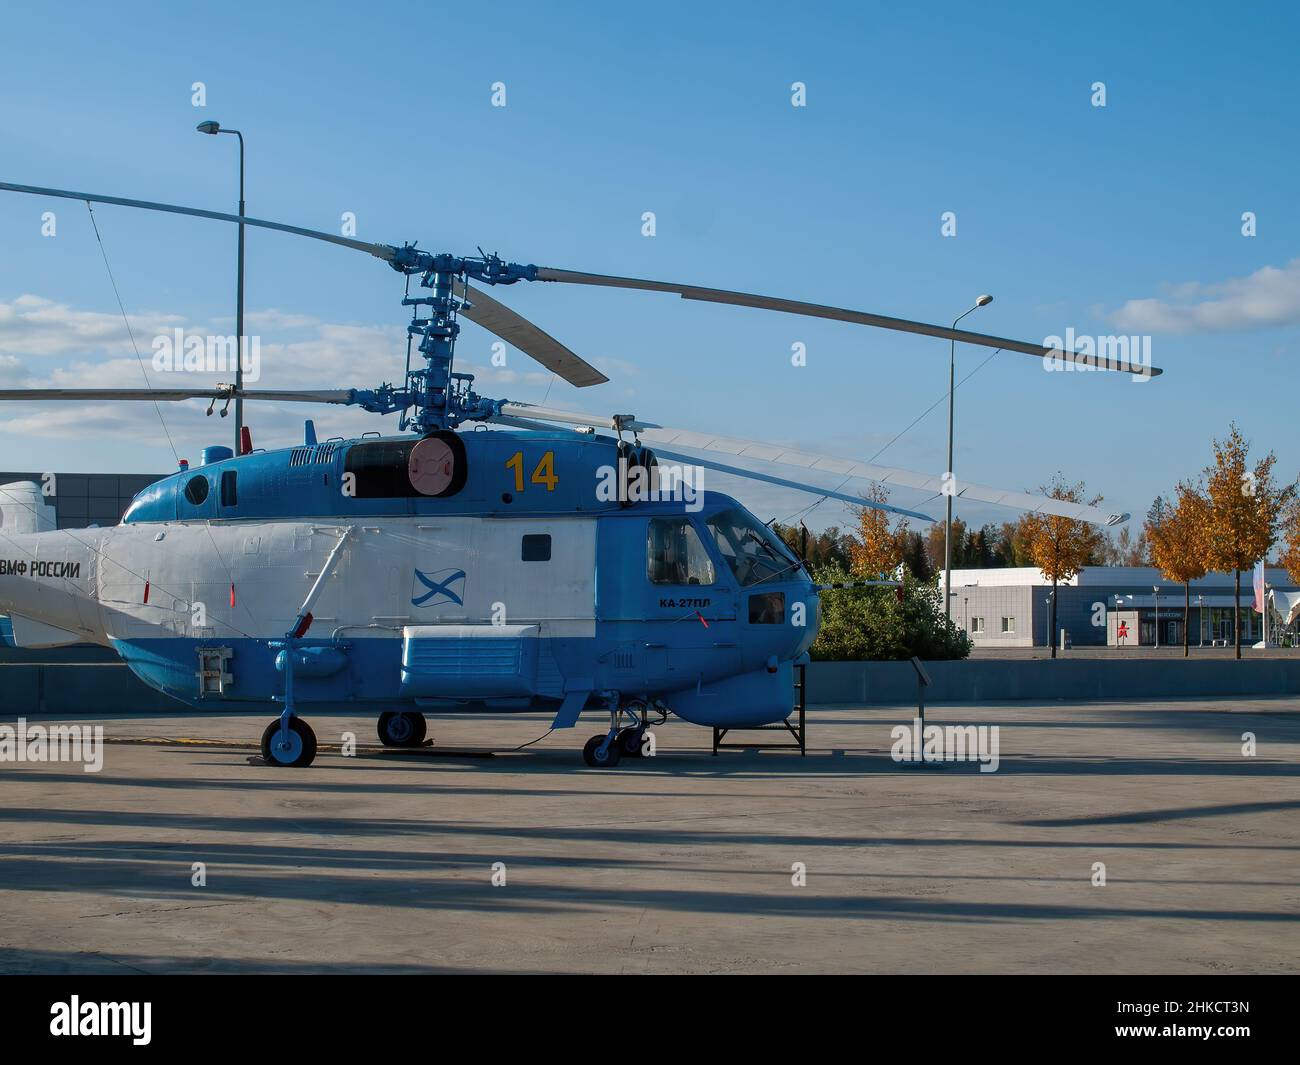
xmin=952 ymin=574 xmax=1284 ymax=648
xmin=954 ymin=585 xmax=1035 ymax=647
xmin=0 ymin=471 xmax=163 ymax=529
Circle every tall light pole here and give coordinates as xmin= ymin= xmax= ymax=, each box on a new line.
xmin=196 ymin=120 xmax=245 ymax=454
xmin=943 ymin=295 xmax=993 ymax=618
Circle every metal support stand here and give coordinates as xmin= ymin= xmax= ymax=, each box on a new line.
xmin=905 ymin=655 xmax=944 ymax=770
xmin=712 ymin=662 xmax=806 ymax=756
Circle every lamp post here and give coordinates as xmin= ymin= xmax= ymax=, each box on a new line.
xmin=1196 ymin=593 xmax=1204 ymax=647
xmin=1114 ymin=593 xmax=1130 ymax=646
xmin=1263 ymin=582 xmax=1270 ymax=647
xmin=196 ymin=120 xmax=245 ymax=454
xmin=943 ymin=294 xmax=993 ymax=618
xmin=1153 ymin=585 xmax=1160 ymax=648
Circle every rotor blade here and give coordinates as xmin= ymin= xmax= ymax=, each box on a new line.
xmin=236 ymin=389 xmax=358 ymax=404
xmin=0 ymin=388 xmax=232 ymax=402
xmin=0 ymin=182 xmax=398 ymax=262
xmin=535 ymin=268 xmax=1162 ymax=377
xmin=0 ymin=387 xmax=357 ymax=404
xmin=497 ymin=402 xmax=1130 ymax=526
xmin=453 ymin=280 xmax=608 ymax=387
xmin=491 ymin=412 xmax=935 ymax=522
xmin=493 ymin=401 xmax=647 ymax=431
xmin=637 ymin=444 xmax=937 ymax=522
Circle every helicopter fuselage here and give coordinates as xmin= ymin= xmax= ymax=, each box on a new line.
xmin=0 ymin=429 xmax=818 ymax=730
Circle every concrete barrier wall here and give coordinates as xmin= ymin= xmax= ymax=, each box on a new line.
xmin=807 ymin=659 xmax=1300 ymax=704
xmin=0 ymin=664 xmax=178 ymax=715
xmin=3 ymin=654 xmax=1297 ymax=715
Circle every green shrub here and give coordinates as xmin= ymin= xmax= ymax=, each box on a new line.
xmin=810 ymin=564 xmax=972 ymax=661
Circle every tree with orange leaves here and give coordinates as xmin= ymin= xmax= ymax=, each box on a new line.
xmin=1019 ymin=477 xmax=1105 ymax=659
xmin=1146 ymin=481 xmax=1210 ymax=656
xmin=1278 ymin=501 xmax=1300 ymax=586
xmin=1201 ymin=425 xmax=1295 ymax=659
xmin=849 ymin=483 xmax=907 ymax=579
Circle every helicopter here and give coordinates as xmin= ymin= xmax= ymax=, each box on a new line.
xmin=0 ymin=179 xmax=1155 ymax=768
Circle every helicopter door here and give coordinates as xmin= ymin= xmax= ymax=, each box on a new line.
xmin=469 ymin=517 xmax=596 ymax=637
xmin=629 ymin=517 xmax=743 ymax=686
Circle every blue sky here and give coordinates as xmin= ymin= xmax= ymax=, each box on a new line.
xmin=1 ymin=0 xmax=1298 ymax=532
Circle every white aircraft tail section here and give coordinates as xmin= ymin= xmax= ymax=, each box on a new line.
xmin=0 ymin=481 xmax=55 ymax=535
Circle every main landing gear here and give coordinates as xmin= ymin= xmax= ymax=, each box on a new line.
xmin=582 ymin=697 xmax=663 ymax=768
xmin=378 ymin=711 xmax=428 ymax=748
xmin=260 ymin=716 xmax=317 ymax=768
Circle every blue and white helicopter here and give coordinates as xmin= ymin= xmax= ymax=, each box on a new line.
xmin=0 ymin=180 xmax=1153 ymax=767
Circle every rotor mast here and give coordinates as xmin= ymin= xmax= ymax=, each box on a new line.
xmin=387 ymin=246 xmax=537 ymax=432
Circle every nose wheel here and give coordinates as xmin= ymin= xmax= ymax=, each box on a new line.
xmin=582 ymin=697 xmax=660 ymax=767
xmin=260 ymin=717 xmax=317 ymax=767
xmin=583 ymin=734 xmax=622 ymax=768
xmin=616 ymin=726 xmax=647 ymax=758
xmin=378 ymin=711 xmax=428 ymax=748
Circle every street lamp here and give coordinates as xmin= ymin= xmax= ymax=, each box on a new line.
xmin=1153 ymin=585 xmax=1160 ymax=648
xmin=1196 ymin=593 xmax=1204 ymax=647
xmin=196 ymin=120 xmax=246 ymax=454
xmin=1114 ymin=593 xmax=1130 ymax=646
xmin=943 ymin=294 xmax=993 ymax=618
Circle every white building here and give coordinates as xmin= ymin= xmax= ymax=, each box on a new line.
xmin=939 ymin=565 xmax=1293 ymax=648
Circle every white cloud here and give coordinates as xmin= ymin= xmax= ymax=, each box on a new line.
xmin=0 ymin=295 xmax=564 ymax=447
xmin=0 ymin=355 xmax=28 ymax=386
xmin=0 ymin=294 xmax=184 ymax=358
xmin=1111 ymin=258 xmax=1300 ymax=334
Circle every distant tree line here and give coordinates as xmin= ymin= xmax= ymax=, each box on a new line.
xmin=770 ymin=422 xmax=1300 ymax=662
xmin=772 ymin=514 xmax=1145 ymax=583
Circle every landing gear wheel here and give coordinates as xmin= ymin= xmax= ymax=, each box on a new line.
xmin=616 ymin=726 xmax=645 ymax=758
xmin=378 ymin=711 xmax=427 ymax=748
xmin=260 ymin=718 xmax=317 ymax=768
xmin=583 ymin=734 xmax=622 ymax=768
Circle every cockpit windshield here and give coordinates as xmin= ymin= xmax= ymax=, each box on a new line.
xmin=704 ymin=506 xmax=800 ymax=587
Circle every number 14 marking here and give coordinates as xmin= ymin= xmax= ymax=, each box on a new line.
xmin=506 ymin=450 xmax=559 ymax=492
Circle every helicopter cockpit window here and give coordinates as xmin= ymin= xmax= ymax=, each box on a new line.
xmin=183 ymin=475 xmax=210 ymax=506
xmin=647 ymin=518 xmax=715 ymax=586
xmin=705 ymin=506 xmax=799 ymax=587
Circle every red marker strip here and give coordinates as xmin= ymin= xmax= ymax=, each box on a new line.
xmin=143 ymin=581 xmax=150 ymax=604
xmin=696 ymin=611 xmax=709 ymax=628
xmin=229 ymin=583 xmax=236 ymax=607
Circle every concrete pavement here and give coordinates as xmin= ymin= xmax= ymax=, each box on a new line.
xmin=0 ymin=698 xmax=1297 ymax=973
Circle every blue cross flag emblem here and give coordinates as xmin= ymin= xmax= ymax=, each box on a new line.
xmin=411 ymin=567 xmax=466 ymax=608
